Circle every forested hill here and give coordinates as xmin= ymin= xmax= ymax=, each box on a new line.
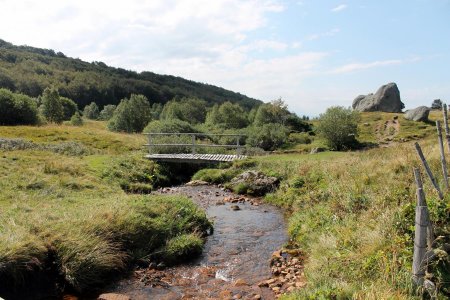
xmin=0 ymin=39 xmax=262 ymax=109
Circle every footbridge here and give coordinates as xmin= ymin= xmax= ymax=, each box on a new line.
xmin=144 ymin=133 xmax=247 ymax=163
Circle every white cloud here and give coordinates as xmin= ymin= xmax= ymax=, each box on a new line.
xmin=331 ymin=4 xmax=347 ymax=12
xmin=330 ymin=59 xmax=404 ymax=74
xmin=307 ymin=28 xmax=340 ymax=41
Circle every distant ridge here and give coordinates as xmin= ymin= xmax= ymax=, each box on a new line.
xmin=0 ymin=39 xmax=262 ymax=109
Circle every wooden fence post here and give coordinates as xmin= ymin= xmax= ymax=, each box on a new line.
xmin=443 ymin=104 xmax=450 ymax=152
xmin=412 ymin=168 xmax=431 ymax=285
xmin=436 ymin=120 xmax=449 ymax=189
xmin=414 ymin=142 xmax=444 ymax=200
xmin=413 ymin=168 xmax=435 ymax=249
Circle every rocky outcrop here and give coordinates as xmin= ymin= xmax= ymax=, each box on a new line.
xmin=404 ymin=106 xmax=430 ymax=122
xmin=230 ymin=170 xmax=279 ymax=196
xmin=352 ymin=82 xmax=404 ymax=113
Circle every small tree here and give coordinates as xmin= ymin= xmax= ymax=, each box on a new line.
xmin=99 ymin=104 xmax=116 ymax=120
xmin=108 ymin=94 xmax=151 ymax=133
xmin=431 ymin=99 xmax=443 ymax=110
xmin=60 ymin=97 xmax=78 ymax=120
xmin=247 ymin=123 xmax=289 ymax=151
xmin=83 ymin=102 xmax=99 ymax=120
xmin=316 ymin=106 xmax=359 ymax=151
xmin=70 ymin=112 xmax=83 ymax=126
xmin=41 ymin=87 xmax=64 ymax=124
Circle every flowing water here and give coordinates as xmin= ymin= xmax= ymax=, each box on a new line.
xmin=107 ymin=185 xmax=288 ymax=299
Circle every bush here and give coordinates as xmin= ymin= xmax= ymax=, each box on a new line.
xmin=83 ymin=102 xmax=99 ymax=120
xmin=108 ymin=94 xmax=151 ymax=133
xmin=205 ymin=101 xmax=249 ymax=129
xmin=99 ymin=104 xmax=116 ymax=121
xmin=40 ymin=87 xmax=64 ymax=124
xmin=70 ymin=112 xmax=83 ymax=126
xmin=143 ymin=119 xmax=198 ymax=134
xmin=160 ymin=97 xmax=207 ymax=125
xmin=0 ymin=88 xmax=39 ymax=125
xmin=247 ymin=123 xmax=289 ymax=151
xmin=60 ymin=97 xmax=78 ymax=120
xmin=316 ymin=106 xmax=359 ymax=151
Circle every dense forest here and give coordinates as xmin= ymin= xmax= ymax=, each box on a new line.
xmin=0 ymin=39 xmax=261 ymax=110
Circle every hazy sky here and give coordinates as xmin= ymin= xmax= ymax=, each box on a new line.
xmin=1 ymin=0 xmax=449 ymax=115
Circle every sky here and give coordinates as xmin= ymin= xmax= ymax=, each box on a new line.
xmin=0 ymin=0 xmax=449 ymax=116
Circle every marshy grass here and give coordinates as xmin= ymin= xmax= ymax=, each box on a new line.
xmin=0 ymin=122 xmax=211 ymax=296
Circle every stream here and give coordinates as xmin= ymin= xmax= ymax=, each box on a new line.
xmin=106 ymin=185 xmax=288 ymax=300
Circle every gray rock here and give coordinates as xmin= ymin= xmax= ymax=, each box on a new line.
xmin=404 ymin=106 xmax=430 ymax=122
xmin=310 ymin=147 xmax=325 ymax=154
xmin=352 ymin=83 xmax=404 ymax=113
xmin=230 ymin=170 xmax=279 ymax=196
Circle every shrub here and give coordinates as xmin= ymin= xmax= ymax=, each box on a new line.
xmin=205 ymin=102 xmax=249 ymax=129
xmin=70 ymin=112 xmax=83 ymax=126
xmin=247 ymin=123 xmax=289 ymax=151
xmin=160 ymin=97 xmax=207 ymax=125
xmin=316 ymin=106 xmax=359 ymax=151
xmin=60 ymin=97 xmax=78 ymax=120
xmin=83 ymin=102 xmax=99 ymax=120
xmin=108 ymin=94 xmax=151 ymax=133
xmin=99 ymin=104 xmax=116 ymax=120
xmin=0 ymin=88 xmax=39 ymax=125
xmin=40 ymin=87 xmax=64 ymax=124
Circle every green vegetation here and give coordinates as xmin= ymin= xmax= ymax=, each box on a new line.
xmin=192 ymin=112 xmax=450 ymax=299
xmin=0 ymin=122 xmax=211 ymax=297
xmin=316 ymin=106 xmax=359 ymax=150
xmin=0 ymin=39 xmax=261 ymax=110
xmin=70 ymin=111 xmax=83 ymax=126
xmin=83 ymin=102 xmax=100 ymax=120
xmin=99 ymin=104 xmax=116 ymax=121
xmin=0 ymin=88 xmax=39 ymax=125
xmin=40 ymin=86 xmax=64 ymax=124
xmin=108 ymin=94 xmax=152 ymax=133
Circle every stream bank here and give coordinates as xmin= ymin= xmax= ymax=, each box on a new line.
xmin=101 ymin=185 xmax=289 ymax=300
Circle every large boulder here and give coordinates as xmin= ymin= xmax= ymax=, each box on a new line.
xmin=230 ymin=170 xmax=279 ymax=196
xmin=404 ymin=106 xmax=430 ymax=122
xmin=352 ymin=83 xmax=404 ymax=113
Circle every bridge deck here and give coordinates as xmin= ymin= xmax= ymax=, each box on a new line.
xmin=145 ymin=153 xmax=247 ymax=163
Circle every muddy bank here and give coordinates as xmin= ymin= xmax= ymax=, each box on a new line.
xmin=103 ymin=185 xmax=288 ymax=300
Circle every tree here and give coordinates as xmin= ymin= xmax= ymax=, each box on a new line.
xmin=247 ymin=123 xmax=289 ymax=151
xmin=160 ymin=97 xmax=207 ymax=124
xmin=60 ymin=97 xmax=78 ymax=120
xmin=431 ymin=99 xmax=443 ymax=110
xmin=205 ymin=102 xmax=249 ymax=129
xmin=83 ymin=102 xmax=99 ymax=120
xmin=253 ymin=99 xmax=290 ymax=126
xmin=41 ymin=87 xmax=64 ymax=124
xmin=99 ymin=104 xmax=116 ymax=120
xmin=108 ymin=94 xmax=151 ymax=133
xmin=316 ymin=106 xmax=359 ymax=151
xmin=0 ymin=88 xmax=38 ymax=125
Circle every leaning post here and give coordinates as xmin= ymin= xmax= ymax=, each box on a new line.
xmin=414 ymin=142 xmax=444 ymax=200
xmin=413 ymin=168 xmax=435 ymax=249
xmin=436 ymin=120 xmax=449 ymax=189
xmin=412 ymin=168 xmax=431 ymax=286
xmin=443 ymin=104 xmax=450 ymax=152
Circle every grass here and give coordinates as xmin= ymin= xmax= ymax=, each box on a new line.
xmin=192 ymin=111 xmax=450 ymax=299
xmin=0 ymin=121 xmax=211 ymax=297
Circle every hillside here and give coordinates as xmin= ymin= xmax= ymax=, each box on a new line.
xmin=0 ymin=39 xmax=262 ymax=110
